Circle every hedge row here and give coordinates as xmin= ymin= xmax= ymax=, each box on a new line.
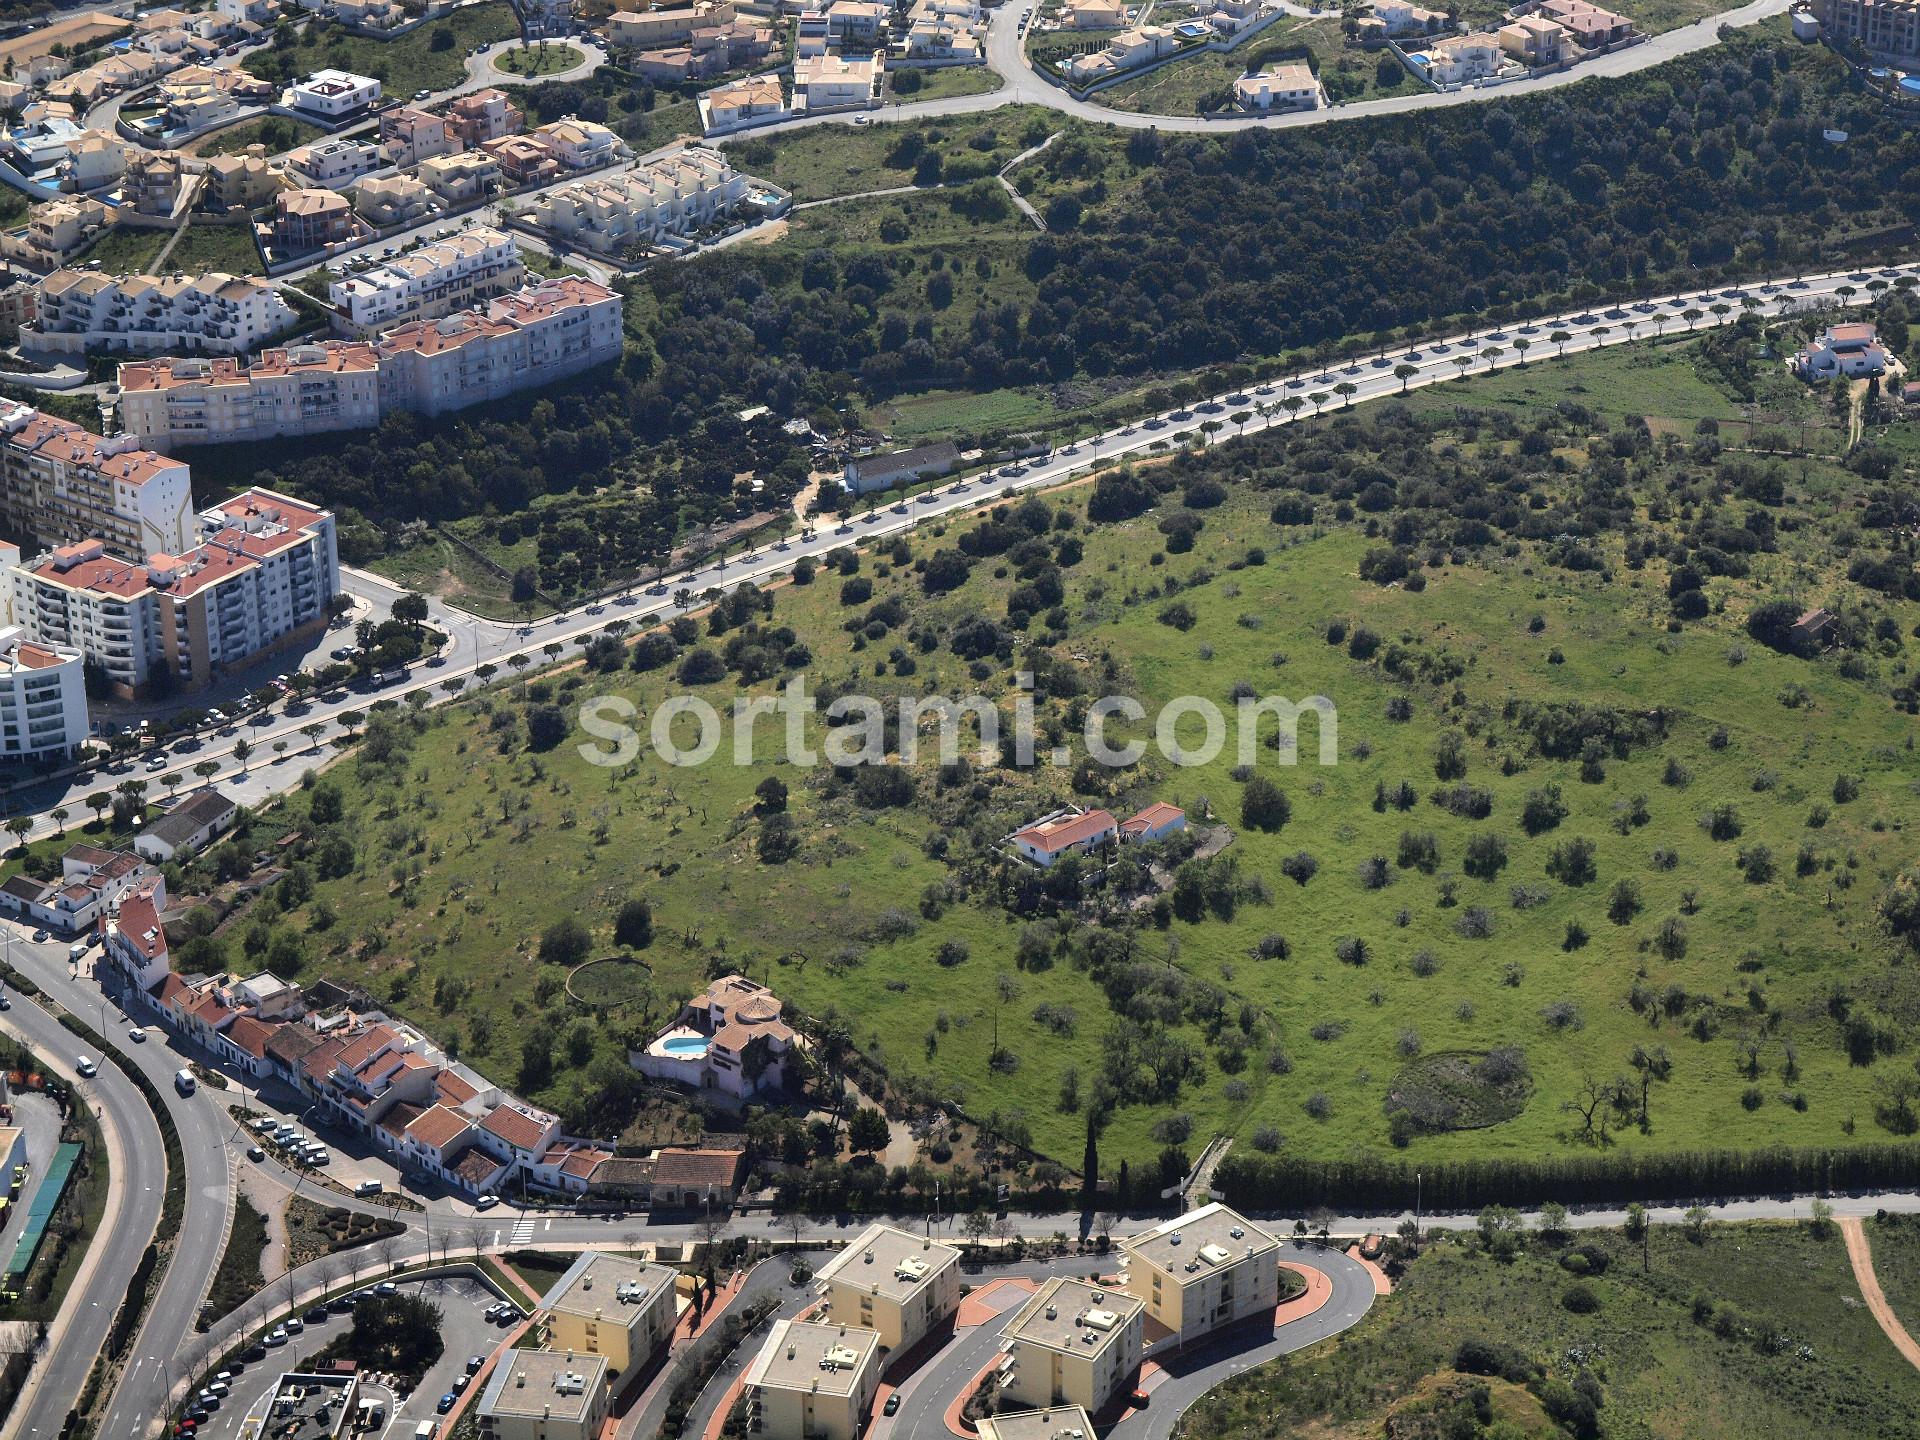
xmin=1214 ymin=1143 xmax=1920 ymax=1214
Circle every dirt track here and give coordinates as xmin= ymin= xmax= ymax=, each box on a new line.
xmin=1840 ymin=1215 xmax=1920 ymax=1374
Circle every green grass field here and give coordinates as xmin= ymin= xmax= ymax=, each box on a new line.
xmin=729 ymin=107 xmax=1059 ymax=201
xmin=70 ymin=219 xmax=262 ymax=278
xmin=495 ymin=42 xmax=586 ymax=77
xmin=887 ymin=65 xmax=1006 ymax=102
xmin=1181 ymin=1220 xmax=1920 ymax=1440
xmin=1864 ymin=1213 xmax=1920 ymax=1338
xmin=265 ymin=330 xmax=1920 ymax=1172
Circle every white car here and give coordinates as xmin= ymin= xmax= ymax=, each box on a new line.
xmin=128 ymin=1027 xmax=147 ymax=1044
xmin=76 ymin=1056 xmax=98 ymax=1077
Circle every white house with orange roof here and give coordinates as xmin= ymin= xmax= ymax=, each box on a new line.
xmin=1120 ymin=801 xmax=1186 ymax=842
xmin=1793 ymin=321 xmax=1893 ymax=380
xmin=1009 ymin=807 xmax=1118 ymax=866
xmin=102 ymin=876 xmax=171 ymax=988
xmin=633 ymin=973 xmax=801 ymax=1099
xmin=0 ymin=842 xmax=152 ymax=934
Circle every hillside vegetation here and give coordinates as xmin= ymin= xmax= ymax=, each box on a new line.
xmin=225 ymin=325 xmax=1920 ymax=1199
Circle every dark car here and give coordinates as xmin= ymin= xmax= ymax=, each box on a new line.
xmin=241 ymin=1345 xmax=266 ymax=1362
xmin=883 ymin=1394 xmax=901 ymax=1416
xmin=437 ymin=1394 xmax=458 ymax=1414
xmin=305 ymin=1306 xmax=329 ymax=1324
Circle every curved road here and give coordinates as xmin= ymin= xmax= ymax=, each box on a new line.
xmin=0 ymin=986 xmax=165 ymax=1440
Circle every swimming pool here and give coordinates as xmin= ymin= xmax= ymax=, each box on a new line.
xmin=659 ymin=1034 xmax=710 ymax=1058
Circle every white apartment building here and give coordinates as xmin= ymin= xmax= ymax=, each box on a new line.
xmin=1118 ymin=1203 xmax=1282 ymax=1344
xmin=1000 ymin=1278 xmax=1144 ymax=1416
xmin=283 ymin=136 xmax=383 ymax=190
xmin=376 ymin=276 xmax=624 ymax=416
xmin=286 ymin=69 xmax=381 ymax=117
xmin=117 ymin=278 xmax=620 ymax=446
xmin=327 ymin=226 xmax=523 ymax=332
xmin=6 ymin=487 xmax=339 ymax=696
xmin=0 ymin=400 xmax=193 ymax=555
xmin=24 ymin=270 xmax=295 ymax=358
xmin=741 ymin=1321 xmax=879 ymax=1440
xmin=117 ymin=343 xmax=383 ymax=452
xmin=814 ymin=1223 xmax=962 ymax=1353
xmin=0 ymin=623 xmax=89 ymax=765
xmin=517 ymin=148 xmax=751 ymax=255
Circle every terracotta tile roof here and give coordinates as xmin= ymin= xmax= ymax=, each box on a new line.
xmin=225 ymin=1013 xmax=275 ymax=1059
xmin=300 ymin=1035 xmax=348 ymax=1084
xmin=650 ymin=1147 xmax=744 ymax=1189
xmin=116 ymin=888 xmax=169 ymax=963
xmin=1012 ymin=808 xmax=1117 ymax=855
xmin=452 ymin=1146 xmax=505 ymax=1185
xmin=149 ymin=971 xmax=190 ymax=1006
xmin=433 ymin=1070 xmax=479 ymax=1106
xmin=265 ymin=1023 xmax=327 ymax=1067
xmin=405 ymin=1103 xmax=472 ymax=1152
xmin=332 ymin=1024 xmax=398 ymax=1076
xmin=480 ymin=1105 xmax=548 ymax=1151
xmin=560 ymin=1146 xmax=612 ymax=1179
xmin=1121 ymin=801 xmax=1185 ymax=835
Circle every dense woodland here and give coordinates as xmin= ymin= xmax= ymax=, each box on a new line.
xmin=226 ymin=33 xmax=1920 ymax=600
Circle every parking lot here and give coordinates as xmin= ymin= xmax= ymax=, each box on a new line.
xmin=0 ymin=1092 xmax=66 ymax=1277
xmin=196 ymin=1273 xmax=514 ymax=1438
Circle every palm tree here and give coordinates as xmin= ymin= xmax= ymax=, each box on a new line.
xmin=1551 ymin=330 xmax=1571 ymax=357
xmin=49 ymin=806 xmax=68 ymax=836
xmin=1394 ymin=362 xmax=1417 ymax=393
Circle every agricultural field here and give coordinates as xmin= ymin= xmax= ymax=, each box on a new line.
xmin=1179 ymin=1219 xmax=1920 ymax=1440
xmin=250 ymin=324 xmax=1920 ymax=1184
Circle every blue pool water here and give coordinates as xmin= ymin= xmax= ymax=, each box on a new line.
xmin=660 ymin=1035 xmax=710 ymax=1057
xmin=1902 ymin=76 xmax=1920 ymax=96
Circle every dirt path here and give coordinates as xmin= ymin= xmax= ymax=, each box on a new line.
xmin=1840 ymin=1216 xmax=1920 ymax=1373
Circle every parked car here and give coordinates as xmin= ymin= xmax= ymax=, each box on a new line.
xmin=246 ymin=1145 xmax=265 ymax=1162
xmin=436 ymin=1394 xmax=457 ymax=1414
xmin=129 ymin=1027 xmax=148 ymax=1044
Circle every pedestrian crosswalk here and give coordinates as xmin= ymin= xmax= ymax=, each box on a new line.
xmin=509 ymin=1216 xmax=536 ymax=1245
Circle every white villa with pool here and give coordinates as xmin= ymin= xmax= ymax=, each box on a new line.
xmin=629 ymin=973 xmax=801 ymax=1099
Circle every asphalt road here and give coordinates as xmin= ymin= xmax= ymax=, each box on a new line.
xmin=0 ymin=933 xmax=242 ymax=1440
xmin=0 ymin=986 xmax=165 ymax=1440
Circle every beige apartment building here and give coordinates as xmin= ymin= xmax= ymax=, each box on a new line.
xmin=517 ymin=148 xmax=750 ymax=255
xmin=1117 ymin=1203 xmax=1281 ymax=1344
xmin=976 ymin=1406 xmax=1098 ymax=1440
xmin=741 ymin=1320 xmax=879 ymax=1440
xmin=608 ymin=0 xmax=735 ymax=48
xmin=118 ymin=343 xmax=383 ymax=451
xmin=1815 ymin=0 xmax=1920 ymax=62
xmin=999 ymin=1278 xmax=1144 ymax=1416
xmin=0 ymin=400 xmax=192 ymax=554
xmin=475 ymin=1350 xmax=609 ymax=1440
xmin=815 ymin=1223 xmax=962 ymax=1352
xmin=539 ymin=1252 xmax=680 ymax=1385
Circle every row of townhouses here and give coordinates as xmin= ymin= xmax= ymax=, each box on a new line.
xmin=21 ymin=269 xmax=297 ymax=358
xmin=117 ymin=275 xmax=624 ymax=451
xmin=326 ymin=225 xmax=524 ymax=332
xmin=513 ymin=149 xmax=762 ymax=257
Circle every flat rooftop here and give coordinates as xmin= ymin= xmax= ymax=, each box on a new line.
xmin=1004 ymin=1278 xmax=1143 ymax=1356
xmin=814 ymin=1222 xmax=960 ymax=1306
xmin=477 ymin=1349 xmax=606 ymax=1423
xmin=744 ymin=1319 xmax=878 ymax=1397
xmin=977 ymin=1406 xmax=1098 ymax=1440
xmin=1119 ymin=1202 xmax=1279 ymax=1281
xmin=541 ymin=1251 xmax=678 ymax=1322
xmin=264 ymin=1372 xmax=355 ymax=1440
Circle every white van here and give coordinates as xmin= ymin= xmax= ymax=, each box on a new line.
xmin=415 ymin=1423 xmax=438 ymax=1440
xmin=174 ymin=1069 xmax=196 ymax=1095
xmin=67 ymin=941 xmax=87 ymax=962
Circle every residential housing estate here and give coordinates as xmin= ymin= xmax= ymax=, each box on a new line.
xmin=631 ymin=973 xmax=802 ymax=1098
xmin=538 ymin=1253 xmax=681 ymax=1387
xmin=116 ymin=276 xmax=623 ymax=450
xmin=512 ymin=149 xmax=776 ymax=257
xmin=742 ymin=1321 xmax=880 ymax=1440
xmin=1816 ymin=0 xmax=1920 ymax=65
xmin=0 ymin=626 xmax=89 ymax=765
xmin=22 ymin=270 xmax=296 ymax=358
